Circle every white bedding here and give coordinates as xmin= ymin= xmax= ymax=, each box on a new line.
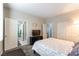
xmin=32 ymin=38 xmax=74 ymax=56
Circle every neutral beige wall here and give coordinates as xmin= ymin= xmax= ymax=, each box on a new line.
xmin=0 ymin=41 xmax=2 ymax=55
xmin=4 ymin=7 xmax=45 ymax=46
xmin=46 ymin=9 xmax=79 ymax=43
xmin=0 ymin=14 xmax=3 ymax=55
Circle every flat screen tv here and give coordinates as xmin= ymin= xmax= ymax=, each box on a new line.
xmin=32 ymin=30 xmax=40 ymax=36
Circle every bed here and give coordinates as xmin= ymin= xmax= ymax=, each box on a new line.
xmin=32 ymin=38 xmax=77 ymax=56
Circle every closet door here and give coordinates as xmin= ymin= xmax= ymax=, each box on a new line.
xmin=5 ymin=17 xmax=18 ymax=50
xmin=57 ymin=22 xmax=67 ymax=40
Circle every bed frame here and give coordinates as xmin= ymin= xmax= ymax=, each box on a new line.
xmin=32 ymin=50 xmax=40 ymax=56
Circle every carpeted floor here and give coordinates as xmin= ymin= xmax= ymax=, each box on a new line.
xmin=21 ymin=45 xmax=34 ymax=56
xmin=2 ymin=45 xmax=34 ymax=56
xmin=2 ymin=48 xmax=25 ymax=56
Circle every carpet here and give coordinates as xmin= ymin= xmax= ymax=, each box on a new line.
xmin=2 ymin=48 xmax=25 ymax=56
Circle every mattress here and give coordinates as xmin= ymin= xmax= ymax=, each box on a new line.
xmin=32 ymin=38 xmax=74 ymax=56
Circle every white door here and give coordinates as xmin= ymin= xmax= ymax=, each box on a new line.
xmin=57 ymin=22 xmax=67 ymax=40
xmin=5 ymin=17 xmax=18 ymax=51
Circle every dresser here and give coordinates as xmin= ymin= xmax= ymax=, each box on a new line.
xmin=30 ymin=36 xmax=43 ymax=45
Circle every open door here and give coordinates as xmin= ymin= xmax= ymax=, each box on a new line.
xmin=5 ymin=17 xmax=18 ymax=51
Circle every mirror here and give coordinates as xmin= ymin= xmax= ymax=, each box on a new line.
xmin=18 ymin=21 xmax=26 ymax=46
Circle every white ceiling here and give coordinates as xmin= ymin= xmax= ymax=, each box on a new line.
xmin=4 ymin=3 xmax=79 ymax=19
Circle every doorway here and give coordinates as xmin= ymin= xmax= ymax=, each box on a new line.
xmin=4 ymin=17 xmax=27 ymax=51
xmin=18 ymin=21 xmax=26 ymax=46
xmin=43 ymin=23 xmax=53 ymax=39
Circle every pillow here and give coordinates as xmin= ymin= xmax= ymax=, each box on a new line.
xmin=68 ymin=42 xmax=79 ymax=56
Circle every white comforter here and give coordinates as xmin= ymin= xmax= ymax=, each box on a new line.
xmin=32 ymin=38 xmax=74 ymax=56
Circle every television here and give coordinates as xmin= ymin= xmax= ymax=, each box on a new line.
xmin=32 ymin=30 xmax=40 ymax=36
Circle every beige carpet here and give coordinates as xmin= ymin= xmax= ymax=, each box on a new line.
xmin=2 ymin=48 xmax=25 ymax=56
xmin=21 ymin=45 xmax=34 ymax=56
xmin=2 ymin=45 xmax=34 ymax=56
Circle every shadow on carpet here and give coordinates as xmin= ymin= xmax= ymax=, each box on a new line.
xmin=2 ymin=48 xmax=25 ymax=56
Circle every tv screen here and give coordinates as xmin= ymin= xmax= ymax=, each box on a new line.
xmin=32 ymin=30 xmax=40 ymax=36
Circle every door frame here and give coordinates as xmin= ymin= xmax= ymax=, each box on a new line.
xmin=3 ymin=17 xmax=5 ymax=52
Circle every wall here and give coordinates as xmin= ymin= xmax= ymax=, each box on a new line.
xmin=46 ymin=9 xmax=79 ymax=43
xmin=4 ymin=7 xmax=45 ymax=47
xmin=0 ymin=41 xmax=2 ymax=55
xmin=0 ymin=9 xmax=3 ymax=55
